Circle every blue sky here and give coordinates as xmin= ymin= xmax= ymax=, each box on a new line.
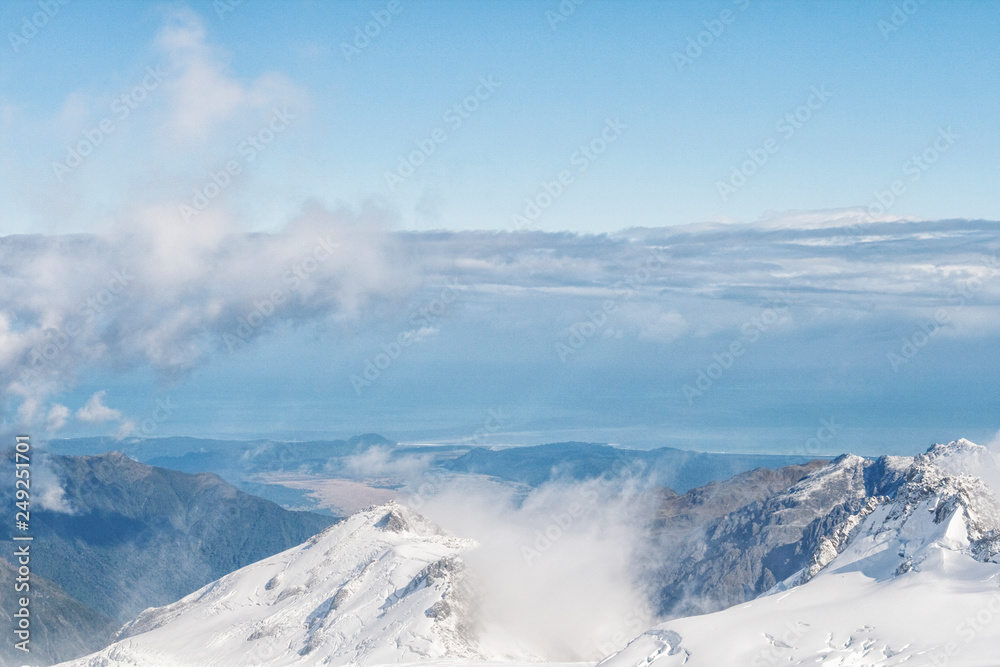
xmin=1 ymin=1 xmax=998 ymax=455
xmin=2 ymin=0 xmax=999 ymax=233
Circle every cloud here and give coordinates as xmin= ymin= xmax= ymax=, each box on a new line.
xmin=407 ymin=473 xmax=659 ymax=661
xmin=45 ymin=403 xmax=69 ymax=431
xmin=116 ymin=420 xmax=138 ymax=440
xmin=342 ymin=446 xmax=432 ymax=481
xmin=34 ymin=456 xmax=75 ymax=514
xmin=619 ymin=304 xmax=688 ymax=344
xmin=76 ymin=391 xmax=123 ymax=423
xmin=0 ymin=199 xmax=411 ymax=432
xmin=414 ymin=218 xmax=999 ymax=336
xmin=637 ymin=311 xmax=687 ymax=344
xmin=985 ymin=429 xmax=1000 ymax=453
xmin=400 ymin=326 xmax=439 ymax=344
xmin=4 ymin=213 xmax=999 ymax=438
xmin=156 ymin=8 xmax=305 ymax=143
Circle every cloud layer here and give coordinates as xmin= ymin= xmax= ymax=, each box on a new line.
xmin=0 ymin=200 xmax=409 ymax=433
xmin=3 ymin=212 xmax=998 ymax=451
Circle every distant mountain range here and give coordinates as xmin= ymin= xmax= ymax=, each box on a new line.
xmin=47 ymin=435 xmax=826 ymax=503
xmin=440 ymin=440 xmax=822 ymax=492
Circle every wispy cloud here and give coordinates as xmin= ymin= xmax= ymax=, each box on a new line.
xmin=75 ymin=391 xmax=122 ymax=423
xmin=156 ymin=8 xmax=306 ymax=144
xmin=0 ymin=200 xmax=410 ymax=432
xmin=3 ymin=212 xmax=998 ymax=446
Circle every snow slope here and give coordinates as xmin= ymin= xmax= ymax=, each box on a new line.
xmin=59 ymin=502 xmax=504 ymax=667
xmin=600 ymin=439 xmax=1000 ymax=666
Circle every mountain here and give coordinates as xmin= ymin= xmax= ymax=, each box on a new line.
xmin=48 ymin=433 xmax=398 ymax=477
xmin=602 ymin=439 xmax=1000 ymax=666
xmin=50 ymin=436 xmax=826 ymax=497
xmin=0 ymin=559 xmax=117 ymax=665
xmin=646 ymin=452 xmax=906 ymax=617
xmin=56 ymin=440 xmax=1000 ymax=666
xmin=47 ymin=434 xmax=396 ymax=461
xmin=653 ymin=460 xmax=828 ymax=530
xmin=442 ymin=441 xmax=824 ymax=492
xmin=59 ymin=502 xmax=512 ymax=667
xmin=0 ymin=451 xmax=337 ymax=663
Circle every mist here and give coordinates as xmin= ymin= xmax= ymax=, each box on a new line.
xmin=398 ymin=470 xmax=660 ymax=661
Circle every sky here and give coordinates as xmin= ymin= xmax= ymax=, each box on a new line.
xmin=1 ymin=1 xmax=998 ymax=455
xmin=3 ymin=0 xmax=999 ymax=233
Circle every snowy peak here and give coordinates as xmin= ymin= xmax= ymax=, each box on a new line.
xmin=923 ymin=437 xmax=1000 ymax=484
xmin=62 ymin=502 xmax=487 ymax=667
xmin=785 ymin=439 xmax=1000 ymax=586
xmin=602 ymin=438 xmax=1000 ymax=667
xmin=371 ymin=500 xmax=443 ymax=536
xmin=906 ymin=444 xmax=1000 ymax=560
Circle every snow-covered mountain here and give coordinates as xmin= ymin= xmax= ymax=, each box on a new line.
xmin=601 ymin=439 xmax=1000 ymax=666
xmin=0 ymin=451 xmax=335 ymax=664
xmin=60 ymin=502 xmax=503 ymax=667
xmin=59 ymin=439 xmax=1000 ymax=667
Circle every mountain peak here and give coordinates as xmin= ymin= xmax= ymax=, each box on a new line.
xmin=926 ymin=437 xmax=987 ymax=456
xmin=62 ymin=502 xmax=488 ymax=666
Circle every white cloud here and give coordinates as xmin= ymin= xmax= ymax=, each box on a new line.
xmin=409 ymin=474 xmax=658 ymax=661
xmin=0 ymin=200 xmax=410 ymax=432
xmin=986 ymin=429 xmax=1000 ymax=453
xmin=624 ymin=306 xmax=688 ymax=344
xmin=45 ymin=403 xmax=69 ymax=431
xmin=156 ymin=8 xmax=305 ymax=143
xmin=75 ymin=391 xmax=123 ymax=423
xmin=3 ymin=214 xmax=999 ymax=434
xmin=116 ymin=419 xmax=137 ymax=440
xmin=400 ymin=326 xmax=439 ymax=344
xmin=34 ymin=456 xmax=74 ymax=514
xmin=342 ymin=446 xmax=432 ymax=480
